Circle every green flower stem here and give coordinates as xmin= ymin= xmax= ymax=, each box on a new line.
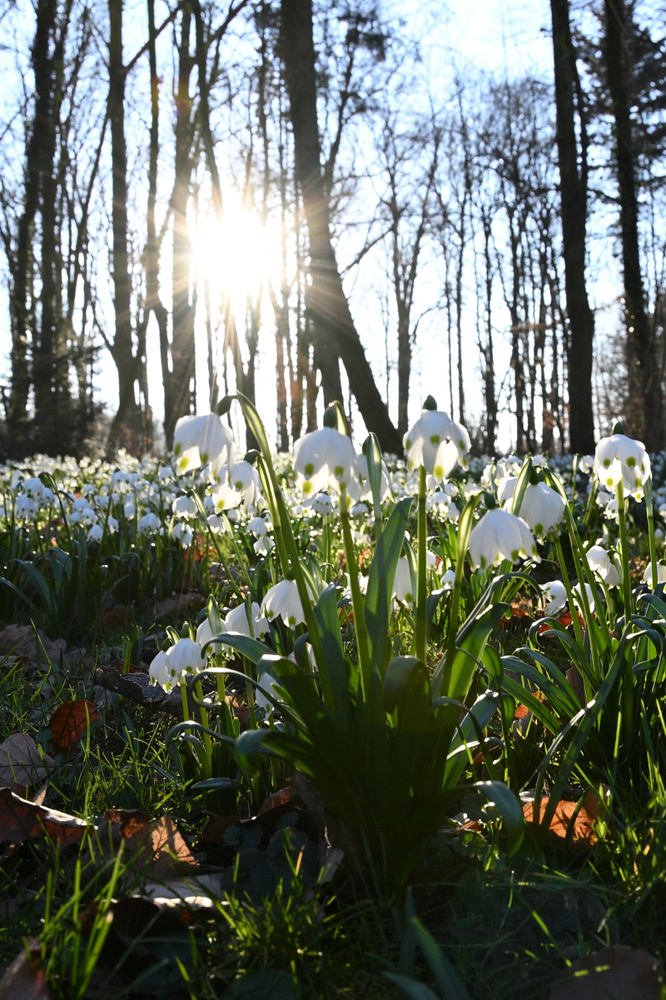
xmin=232 ymin=395 xmax=325 ymax=672
xmin=195 ymin=679 xmax=213 ymax=776
xmin=220 ymin=511 xmax=254 ymax=590
xmin=414 ymin=465 xmax=428 ymax=663
xmin=243 ymin=657 xmax=257 ymax=732
xmin=645 ymin=477 xmax=658 ymax=592
xmin=180 ymin=682 xmax=190 ymax=723
xmin=190 ymin=492 xmax=245 ymax=602
xmin=552 ymin=531 xmax=585 ymax=651
xmin=340 ymin=483 xmax=372 ymax=697
xmin=615 ymin=478 xmax=633 ymax=624
xmin=443 ymin=493 xmax=480 ymax=686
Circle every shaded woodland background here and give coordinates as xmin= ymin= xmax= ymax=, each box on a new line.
xmin=0 ymin=0 xmax=665 ymax=460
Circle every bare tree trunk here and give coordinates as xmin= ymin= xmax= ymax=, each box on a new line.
xmin=550 ymin=0 xmax=596 ymax=453
xmin=106 ymin=0 xmax=144 ymax=457
xmin=604 ymin=0 xmax=663 ymax=449
xmin=279 ymin=0 xmax=401 ymax=452
xmin=164 ymin=5 xmax=197 ymax=446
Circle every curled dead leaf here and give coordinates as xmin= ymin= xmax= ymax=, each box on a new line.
xmin=48 ymin=701 xmax=100 ymax=753
xmin=0 ymin=734 xmax=55 ymax=790
xmin=0 ymin=788 xmax=90 ymax=848
xmin=523 ymin=794 xmax=599 ymax=849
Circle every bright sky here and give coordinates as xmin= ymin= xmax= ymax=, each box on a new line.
xmin=387 ymin=0 xmax=554 ymax=79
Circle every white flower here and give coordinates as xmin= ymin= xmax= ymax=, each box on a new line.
xmin=541 ymin=580 xmax=568 ymax=616
xmin=293 ymin=427 xmax=360 ymax=498
xmin=642 ymin=561 xmax=666 ymax=586
xmin=593 ymin=433 xmax=651 ymax=499
xmin=149 ymin=650 xmax=171 ymax=691
xmin=173 ymin=414 xmax=236 ymax=476
xmin=441 ymin=569 xmax=456 ymax=591
xmin=468 ymin=508 xmax=539 ymax=570
xmin=15 ymin=494 xmax=37 ymax=519
xmin=172 ymin=495 xmax=198 ymax=519
xmin=586 ymin=544 xmax=622 ymax=587
xmin=310 ymin=493 xmax=334 ymax=516
xmin=248 ymin=516 xmax=268 ymax=536
xmin=403 ymin=408 xmax=470 ymax=481
xmin=356 ymin=453 xmax=392 ymax=501
xmin=255 ymin=671 xmax=283 ymax=714
xmin=149 ymin=638 xmax=204 ymax=691
xmin=223 ymin=601 xmax=269 ymax=638
xmin=138 ymin=512 xmax=160 ymax=535
xmin=261 ymin=579 xmax=316 ymax=627
xmin=392 ymin=557 xmax=414 ymax=605
xmin=166 ymin=637 xmax=205 ymax=682
xmin=227 ymin=461 xmax=260 ymax=507
xmin=210 ymin=481 xmax=242 ymax=512
xmin=573 ymin=581 xmax=596 ymax=615
xmin=498 ymin=478 xmax=565 ymax=535
xmin=87 ymin=524 xmax=104 ymax=543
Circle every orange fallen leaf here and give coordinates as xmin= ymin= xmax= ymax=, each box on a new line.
xmin=99 ymin=810 xmax=197 ymax=880
xmin=48 ymin=700 xmax=100 ymax=752
xmin=523 ymin=794 xmax=598 ymax=849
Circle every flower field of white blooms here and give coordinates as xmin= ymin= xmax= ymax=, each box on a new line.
xmin=2 ymin=395 xmax=666 ymax=999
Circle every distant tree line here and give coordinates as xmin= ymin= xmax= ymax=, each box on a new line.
xmin=0 ymin=0 xmax=665 ymax=459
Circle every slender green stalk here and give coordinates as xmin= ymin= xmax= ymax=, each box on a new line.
xmin=180 ymin=681 xmax=190 ymax=723
xmin=645 ymin=477 xmax=658 ymax=592
xmin=195 ymin=679 xmax=213 ymax=775
xmin=340 ymin=483 xmax=372 ymax=696
xmin=443 ymin=494 xmax=480 ymax=687
xmin=414 ymin=465 xmax=428 ymax=663
xmin=615 ymin=478 xmax=634 ymax=623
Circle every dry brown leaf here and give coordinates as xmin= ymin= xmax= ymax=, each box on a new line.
xmin=48 ymin=701 xmax=100 ymax=752
xmin=153 ymin=592 xmax=204 ymax=620
xmin=0 ymin=625 xmax=67 ymax=673
xmin=0 ymin=787 xmax=90 ymax=848
xmin=0 ymin=734 xmax=55 ymax=790
xmin=549 ymin=945 xmax=662 ymax=1000
xmin=0 ymin=938 xmax=49 ymax=1000
xmin=523 ymin=795 xmax=598 ymax=849
xmin=99 ymin=810 xmax=197 ymax=880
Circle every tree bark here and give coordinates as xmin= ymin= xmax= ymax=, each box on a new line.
xmin=604 ymin=0 xmax=663 ymax=450
xmin=106 ymin=0 xmax=144 ymax=457
xmin=279 ymin=0 xmax=401 ymax=453
xmin=550 ymin=0 xmax=596 ymax=453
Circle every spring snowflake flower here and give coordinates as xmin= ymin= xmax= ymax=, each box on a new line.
xmin=261 ymin=579 xmax=318 ymax=627
xmin=309 ymin=493 xmax=334 ymax=516
xmin=593 ymin=433 xmax=651 ymax=499
xmin=149 ymin=638 xmax=205 ymax=692
xmin=227 ymin=461 xmax=260 ymax=507
xmin=540 ymin=580 xmax=568 ymax=616
xmin=642 ymin=562 xmax=666 ymax=586
xmin=586 ymin=544 xmax=622 ymax=587
xmin=293 ymin=427 xmax=361 ymax=499
xmin=498 ymin=478 xmax=565 ymax=536
xmin=173 ymin=413 xmax=236 ymax=476
xmin=468 ymin=508 xmax=539 ymax=570
xmin=197 ymin=601 xmax=269 ymax=657
xmin=403 ymin=408 xmax=470 ymax=481
xmin=392 ymin=557 xmax=414 ymax=605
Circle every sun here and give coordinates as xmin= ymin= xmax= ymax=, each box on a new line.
xmin=192 ymin=197 xmax=280 ymax=314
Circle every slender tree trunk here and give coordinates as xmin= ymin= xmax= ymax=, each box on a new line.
xmin=279 ymin=0 xmax=401 ymax=452
xmin=164 ymin=5 xmax=196 ymax=446
xmin=106 ymin=0 xmax=143 ymax=457
xmin=604 ymin=0 xmax=662 ymax=450
xmin=550 ymin=0 xmax=596 ymax=453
